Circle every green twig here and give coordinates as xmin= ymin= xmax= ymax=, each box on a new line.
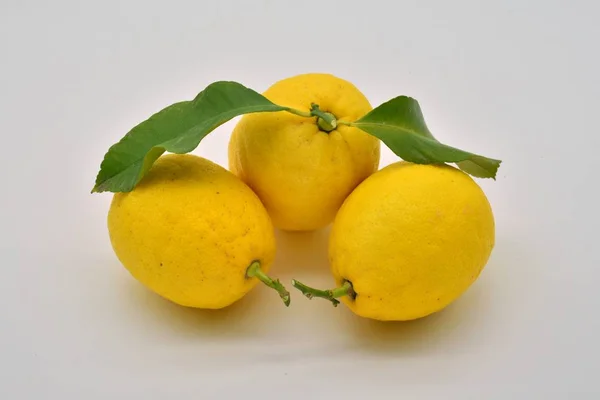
xmin=310 ymin=104 xmax=337 ymax=132
xmin=285 ymin=108 xmax=312 ymax=118
xmin=246 ymin=261 xmax=290 ymax=307
xmin=284 ymin=104 xmax=339 ymax=132
xmin=291 ymin=279 xmax=355 ymax=307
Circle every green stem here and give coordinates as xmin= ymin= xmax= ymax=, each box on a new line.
xmin=291 ymin=279 xmax=355 ymax=307
xmin=284 ymin=104 xmax=338 ymax=132
xmin=310 ymin=103 xmax=337 ymax=132
xmin=285 ymin=108 xmax=312 ymax=118
xmin=246 ymin=261 xmax=290 ymax=307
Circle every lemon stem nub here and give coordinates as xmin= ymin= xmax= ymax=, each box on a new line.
xmin=310 ymin=103 xmax=337 ymax=132
xmin=246 ymin=261 xmax=290 ymax=306
xmin=291 ymin=279 xmax=355 ymax=307
xmin=284 ymin=103 xmax=338 ymax=132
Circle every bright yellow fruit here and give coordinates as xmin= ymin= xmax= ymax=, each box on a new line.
xmin=107 ymin=154 xmax=276 ymax=309
xmin=329 ymin=162 xmax=495 ymax=321
xmin=228 ymin=73 xmax=380 ymax=231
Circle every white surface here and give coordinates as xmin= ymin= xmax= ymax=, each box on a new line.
xmin=1 ymin=0 xmax=599 ymax=398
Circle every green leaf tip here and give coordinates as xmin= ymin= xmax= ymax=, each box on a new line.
xmin=92 ymin=81 xmax=287 ymax=194
xmin=457 ymin=157 xmax=502 ymax=180
xmin=353 ymin=96 xmax=502 ymax=179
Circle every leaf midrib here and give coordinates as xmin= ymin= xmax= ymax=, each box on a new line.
xmin=353 ymin=121 xmax=439 ymax=144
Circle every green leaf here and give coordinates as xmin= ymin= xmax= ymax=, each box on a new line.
xmin=92 ymin=81 xmax=287 ymax=193
xmin=352 ymin=96 xmax=501 ymax=179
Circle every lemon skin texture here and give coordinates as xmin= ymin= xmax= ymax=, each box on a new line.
xmin=107 ymin=154 xmax=276 ymax=309
xmin=329 ymin=162 xmax=495 ymax=321
xmin=228 ymin=73 xmax=380 ymax=231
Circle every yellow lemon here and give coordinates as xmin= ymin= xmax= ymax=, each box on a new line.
xmin=228 ymin=73 xmax=380 ymax=231
xmin=107 ymin=154 xmax=287 ymax=309
xmin=294 ymin=162 xmax=495 ymax=321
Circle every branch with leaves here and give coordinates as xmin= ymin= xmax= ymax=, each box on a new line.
xmin=92 ymin=81 xmax=500 ymax=193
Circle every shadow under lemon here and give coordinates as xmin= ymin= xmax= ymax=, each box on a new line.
xmin=330 ymin=277 xmax=493 ymax=356
xmin=288 ymin=236 xmax=508 ymax=358
xmin=324 ymin=235 xmax=518 ymax=356
xmin=113 ymin=229 xmax=507 ymax=352
xmin=112 ymin=227 xmax=334 ymax=341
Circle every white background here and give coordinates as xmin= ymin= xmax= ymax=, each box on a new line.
xmin=1 ymin=0 xmax=599 ymax=398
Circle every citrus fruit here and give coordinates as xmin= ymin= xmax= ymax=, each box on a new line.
xmin=107 ymin=154 xmax=288 ymax=308
xmin=228 ymin=73 xmax=380 ymax=231
xmin=294 ymin=162 xmax=495 ymax=321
